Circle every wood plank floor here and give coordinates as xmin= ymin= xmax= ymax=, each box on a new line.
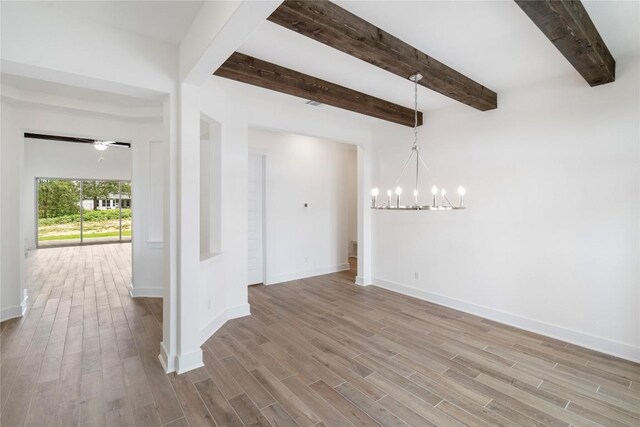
xmin=2 ymin=244 xmax=639 ymax=426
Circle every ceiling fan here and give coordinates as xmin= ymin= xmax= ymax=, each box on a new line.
xmin=24 ymin=133 xmax=132 ymax=149
xmin=93 ymin=140 xmax=117 ymax=151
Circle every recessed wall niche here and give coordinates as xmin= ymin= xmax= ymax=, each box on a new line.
xmin=200 ymin=114 xmax=222 ymax=259
xmin=147 ymin=140 xmax=164 ymax=243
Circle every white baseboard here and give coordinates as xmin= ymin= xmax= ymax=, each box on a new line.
xmin=200 ymin=303 xmax=251 ymax=346
xmin=373 ymin=277 xmax=640 ymax=363
xmin=175 ymin=349 xmax=204 ymax=374
xmin=159 ymin=341 xmax=175 ymax=373
xmin=129 ymin=281 xmax=163 ymax=298
xmin=0 ymin=295 xmax=28 ymax=322
xmin=267 ymin=263 xmax=350 ymax=285
xmin=355 ymin=276 xmax=372 ymax=287
xmin=158 ymin=303 xmax=251 ymax=375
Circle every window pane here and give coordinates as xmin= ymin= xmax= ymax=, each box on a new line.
xmin=37 ymin=179 xmax=81 ymax=246
xmin=81 ymin=180 xmax=122 ymax=243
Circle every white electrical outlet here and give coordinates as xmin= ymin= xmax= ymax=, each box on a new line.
xmin=207 ymin=299 xmax=211 ymax=309
xmin=305 ymin=257 xmax=309 ymax=263
xmin=414 ymin=272 xmax=420 ymax=280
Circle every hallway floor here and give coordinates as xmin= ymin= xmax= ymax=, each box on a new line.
xmin=0 ymin=243 xmax=170 ymax=426
xmin=1 ymin=245 xmax=639 ymax=426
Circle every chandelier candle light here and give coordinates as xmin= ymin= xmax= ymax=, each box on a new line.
xmin=371 ymin=73 xmax=466 ymax=211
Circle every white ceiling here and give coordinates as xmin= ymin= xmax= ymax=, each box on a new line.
xmin=237 ymin=0 xmax=640 ymax=113
xmin=1 ymin=73 xmax=162 ymax=107
xmin=31 ymin=0 xmax=203 ymax=45
xmin=4 ymin=1 xmax=638 ymax=118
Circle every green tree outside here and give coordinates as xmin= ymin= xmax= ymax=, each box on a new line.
xmin=38 ymin=179 xmax=80 ymax=219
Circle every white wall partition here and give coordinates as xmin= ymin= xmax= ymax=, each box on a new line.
xmin=196 ymin=102 xmax=251 ymax=350
xmin=195 ymin=78 xmax=374 ymax=354
xmin=370 ymin=55 xmax=640 ymax=361
xmin=0 ymin=103 xmax=26 ymax=321
xmin=147 ymin=141 xmax=165 ymax=243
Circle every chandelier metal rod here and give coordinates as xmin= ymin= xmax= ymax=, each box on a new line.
xmin=415 ymin=150 xmax=419 ymax=201
xmin=417 ymin=153 xmax=454 ymax=207
xmin=413 ymin=73 xmax=420 ymax=200
xmin=393 ymin=150 xmax=415 ymax=188
xmin=413 ymin=71 xmax=419 ymax=147
xmin=417 ymin=151 xmax=439 ymax=193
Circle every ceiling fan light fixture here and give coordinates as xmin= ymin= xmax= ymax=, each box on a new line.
xmin=94 ymin=141 xmax=109 ymax=151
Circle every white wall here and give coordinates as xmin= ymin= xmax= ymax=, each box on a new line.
xmin=371 ymin=55 xmax=640 ymax=361
xmin=23 ymin=139 xmax=132 ymax=249
xmin=1 ymin=102 xmax=26 ymax=320
xmin=249 ymin=128 xmax=356 ymax=284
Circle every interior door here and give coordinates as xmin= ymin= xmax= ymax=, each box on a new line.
xmin=248 ymin=154 xmax=264 ymax=285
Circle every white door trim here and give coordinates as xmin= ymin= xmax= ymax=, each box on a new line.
xmin=248 ymin=151 xmax=267 ymax=285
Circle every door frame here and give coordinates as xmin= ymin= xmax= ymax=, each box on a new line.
xmin=35 ymin=176 xmax=132 ymax=248
xmin=248 ymin=150 xmax=268 ymax=285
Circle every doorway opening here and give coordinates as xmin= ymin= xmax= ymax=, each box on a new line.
xmin=36 ymin=178 xmax=132 ymax=247
xmin=246 ymin=128 xmax=358 ymax=286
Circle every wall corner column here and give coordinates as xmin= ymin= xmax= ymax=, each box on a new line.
xmin=174 ymin=83 xmax=203 ymax=374
xmin=160 ymin=92 xmax=178 ymax=373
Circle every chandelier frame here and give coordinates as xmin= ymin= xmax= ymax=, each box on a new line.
xmin=371 ymin=73 xmax=466 ymax=211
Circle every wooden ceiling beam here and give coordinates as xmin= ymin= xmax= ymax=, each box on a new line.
xmin=214 ymin=52 xmax=423 ymax=127
xmin=514 ymin=0 xmax=615 ymax=86
xmin=267 ymin=0 xmax=497 ymax=111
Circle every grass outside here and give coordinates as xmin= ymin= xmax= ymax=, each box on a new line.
xmin=38 ymin=214 xmax=131 ymax=242
xmin=40 ymin=230 xmax=132 ymax=241
xmin=39 ymin=208 xmax=131 ymax=226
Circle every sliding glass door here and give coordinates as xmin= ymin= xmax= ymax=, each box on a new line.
xmin=37 ymin=178 xmax=132 ymax=247
xmin=81 ymin=180 xmax=131 ymax=244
